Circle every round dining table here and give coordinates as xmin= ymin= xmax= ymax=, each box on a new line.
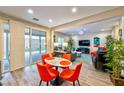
xmin=45 ymin=57 xmax=72 ymax=85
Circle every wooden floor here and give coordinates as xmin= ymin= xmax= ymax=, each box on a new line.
xmin=1 ymin=62 xmax=113 ymax=86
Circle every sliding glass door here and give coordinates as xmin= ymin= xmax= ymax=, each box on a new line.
xmin=3 ymin=23 xmax=10 ymax=73
xmin=25 ymin=28 xmax=46 ymax=65
xmin=40 ymin=36 xmax=46 ymax=54
xmin=31 ymin=29 xmax=46 ymax=63
xmin=25 ymin=28 xmax=31 ymax=65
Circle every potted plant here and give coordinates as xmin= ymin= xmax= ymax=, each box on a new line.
xmin=105 ymin=36 xmax=124 ymax=85
xmin=104 ymin=36 xmax=115 ymax=73
xmin=67 ymin=37 xmax=74 ymax=51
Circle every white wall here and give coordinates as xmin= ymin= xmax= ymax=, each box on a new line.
xmin=10 ymin=20 xmax=25 ymax=71
xmin=72 ymin=31 xmax=112 ymax=52
xmin=54 ymin=32 xmax=70 ymax=42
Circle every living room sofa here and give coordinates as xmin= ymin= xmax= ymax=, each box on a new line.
xmin=54 ymin=51 xmax=77 ymax=62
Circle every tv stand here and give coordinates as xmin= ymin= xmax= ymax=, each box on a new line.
xmin=76 ymin=47 xmax=90 ymax=54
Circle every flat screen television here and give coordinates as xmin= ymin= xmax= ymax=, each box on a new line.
xmin=79 ymin=40 xmax=90 ymax=46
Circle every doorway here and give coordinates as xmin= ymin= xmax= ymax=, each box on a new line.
xmin=25 ymin=28 xmax=47 ymax=65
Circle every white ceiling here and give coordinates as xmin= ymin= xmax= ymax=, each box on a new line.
xmin=57 ymin=16 xmax=121 ymax=35
xmin=0 ymin=6 xmax=119 ymax=27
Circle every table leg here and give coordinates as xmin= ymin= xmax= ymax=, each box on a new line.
xmin=56 ymin=66 xmax=58 ymax=70
xmin=51 ymin=67 xmax=64 ymax=86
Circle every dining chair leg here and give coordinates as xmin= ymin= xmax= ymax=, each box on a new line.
xmin=39 ymin=80 xmax=42 ymax=86
xmin=73 ymin=82 xmax=75 ymax=86
xmin=47 ymin=82 xmax=49 ymax=86
xmin=56 ymin=67 xmax=58 ymax=70
xmin=77 ymin=79 xmax=80 ymax=86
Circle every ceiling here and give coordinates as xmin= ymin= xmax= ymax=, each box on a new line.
xmin=0 ymin=6 xmax=119 ymax=27
xmin=56 ymin=16 xmax=121 ymax=35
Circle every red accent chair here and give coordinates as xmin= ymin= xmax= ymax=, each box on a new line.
xmin=60 ymin=62 xmax=83 ymax=86
xmin=61 ymin=54 xmax=71 ymax=61
xmin=61 ymin=54 xmax=71 ymax=69
xmin=91 ymin=51 xmax=97 ymax=56
xmin=36 ymin=63 xmax=59 ymax=86
xmin=41 ymin=54 xmax=53 ymax=68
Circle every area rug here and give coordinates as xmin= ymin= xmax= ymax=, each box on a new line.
xmin=75 ymin=54 xmax=92 ymax=64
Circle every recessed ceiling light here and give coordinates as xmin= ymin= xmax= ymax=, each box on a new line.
xmin=28 ymin=9 xmax=34 ymax=14
xmin=72 ymin=7 xmax=77 ymax=13
xmin=49 ymin=19 xmax=53 ymax=23
xmin=79 ymin=31 xmax=84 ymax=35
xmin=101 ymin=29 xmax=105 ymax=31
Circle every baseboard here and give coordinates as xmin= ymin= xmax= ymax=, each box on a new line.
xmin=10 ymin=66 xmax=25 ymax=72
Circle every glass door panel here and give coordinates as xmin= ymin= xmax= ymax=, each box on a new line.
xmin=25 ymin=28 xmax=31 ymax=65
xmin=58 ymin=37 xmax=64 ymax=49
xmin=4 ymin=33 xmax=6 ymax=59
xmin=31 ymin=29 xmax=46 ymax=63
xmin=3 ymin=23 xmax=10 ymax=73
xmin=41 ymin=36 xmax=46 ymax=54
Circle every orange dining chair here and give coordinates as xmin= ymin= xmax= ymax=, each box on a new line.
xmin=60 ymin=62 xmax=83 ymax=86
xmin=41 ymin=54 xmax=53 ymax=68
xmin=61 ymin=54 xmax=71 ymax=69
xmin=61 ymin=54 xmax=71 ymax=61
xmin=36 ymin=63 xmax=59 ymax=86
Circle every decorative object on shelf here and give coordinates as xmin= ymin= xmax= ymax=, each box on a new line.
xmin=94 ymin=37 xmax=100 ymax=47
xmin=105 ymin=36 xmax=124 ymax=85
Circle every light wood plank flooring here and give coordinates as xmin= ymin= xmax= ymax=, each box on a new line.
xmin=1 ymin=61 xmax=113 ymax=86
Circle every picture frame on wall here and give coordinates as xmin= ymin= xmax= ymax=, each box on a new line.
xmin=94 ymin=37 xmax=100 ymax=47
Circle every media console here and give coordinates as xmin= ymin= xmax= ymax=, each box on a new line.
xmin=76 ymin=47 xmax=90 ymax=54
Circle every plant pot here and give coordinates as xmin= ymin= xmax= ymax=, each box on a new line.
xmin=110 ymin=74 xmax=124 ymax=86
